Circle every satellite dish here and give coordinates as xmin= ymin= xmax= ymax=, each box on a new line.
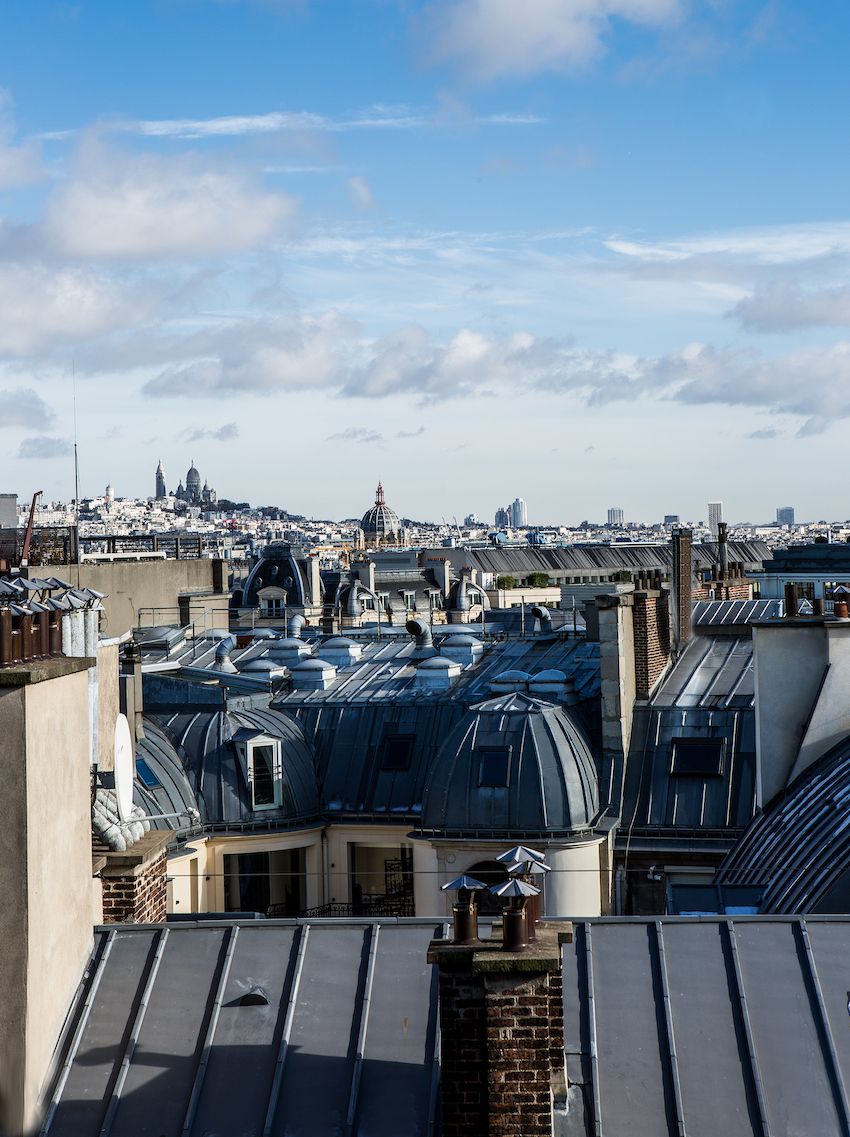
xmin=114 ymin=714 xmax=134 ymax=822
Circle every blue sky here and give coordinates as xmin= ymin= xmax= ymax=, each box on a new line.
xmin=1 ymin=0 xmax=849 ymax=523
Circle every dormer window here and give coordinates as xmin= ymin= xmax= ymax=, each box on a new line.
xmin=235 ymin=732 xmax=284 ymax=810
xmin=478 ymin=746 xmax=511 ymax=788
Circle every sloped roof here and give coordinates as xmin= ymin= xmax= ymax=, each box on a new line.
xmin=563 ymin=916 xmax=850 ymax=1137
xmin=716 ymin=733 xmax=850 ymax=912
xmin=617 ymin=636 xmax=756 ymax=842
xmin=43 ymin=920 xmax=445 ymax=1137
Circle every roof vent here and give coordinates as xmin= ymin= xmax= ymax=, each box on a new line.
xmin=441 ymin=633 xmax=484 ymax=668
xmin=489 ymin=669 xmax=530 ymax=694
xmin=290 ymin=657 xmax=337 ymax=691
xmin=239 ymin=986 xmax=270 ymax=1007
xmin=320 ymin=636 xmax=364 ymax=668
xmin=528 ymin=669 xmax=576 ymax=701
xmin=530 ymin=605 xmax=553 ymax=633
xmin=415 ymin=655 xmax=462 ymax=691
xmin=406 ymin=617 xmax=437 ymax=659
xmin=211 ymin=636 xmax=237 ymax=674
xmin=267 ymin=636 xmax=312 ymax=666
xmin=287 ymin=614 xmax=307 ymax=639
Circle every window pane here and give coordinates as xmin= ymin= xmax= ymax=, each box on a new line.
xmin=136 ymin=758 xmax=160 ymax=788
xmin=381 ymin=734 xmax=415 ymax=771
xmin=251 ymin=743 xmax=277 ymax=806
xmin=670 ymin=738 xmax=725 ymax=776
xmin=478 ymin=747 xmax=511 ymax=787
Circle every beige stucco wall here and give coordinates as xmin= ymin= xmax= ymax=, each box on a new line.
xmin=56 ymin=558 xmax=230 ymax=639
xmin=96 ymin=640 xmax=121 ymax=771
xmin=0 ymin=662 xmax=96 ymax=1137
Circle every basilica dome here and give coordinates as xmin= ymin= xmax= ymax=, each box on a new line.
xmin=360 ymin=481 xmax=401 ymax=545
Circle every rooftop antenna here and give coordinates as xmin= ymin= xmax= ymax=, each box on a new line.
xmin=72 ymin=360 xmax=81 ymax=588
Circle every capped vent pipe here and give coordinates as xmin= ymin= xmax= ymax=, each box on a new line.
xmin=287 ymin=613 xmax=306 ymax=639
xmin=406 ymin=617 xmax=436 ymax=658
xmin=530 ymin=604 xmax=552 ymax=633
xmin=213 ymin=635 xmax=237 ymax=673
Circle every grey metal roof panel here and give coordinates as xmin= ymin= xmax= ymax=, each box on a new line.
xmin=563 ymin=916 xmax=850 ymax=1137
xmin=458 ymin=540 xmax=768 ymax=578
xmin=46 ymin=920 xmax=444 ymax=1137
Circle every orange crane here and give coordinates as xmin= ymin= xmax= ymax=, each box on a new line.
xmin=20 ymin=490 xmax=42 ymax=569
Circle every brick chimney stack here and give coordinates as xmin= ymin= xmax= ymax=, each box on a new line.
xmin=632 ymin=589 xmax=671 ymax=699
xmin=428 ymin=924 xmax=569 ymax=1137
xmin=671 ymin=527 xmax=693 ymax=654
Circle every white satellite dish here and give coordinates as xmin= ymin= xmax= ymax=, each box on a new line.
xmin=113 ymin=714 xmax=134 ymax=822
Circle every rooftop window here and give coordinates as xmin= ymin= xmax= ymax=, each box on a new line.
xmin=136 ymin=758 xmax=160 ymax=789
xmin=477 ymin=746 xmax=511 ymax=788
xmin=380 ymin=733 xmax=415 ymax=772
xmin=670 ymin=737 xmax=725 ymax=777
xmin=235 ymin=738 xmax=284 ymax=810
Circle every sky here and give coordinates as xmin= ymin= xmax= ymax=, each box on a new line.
xmin=1 ymin=0 xmax=849 ymax=524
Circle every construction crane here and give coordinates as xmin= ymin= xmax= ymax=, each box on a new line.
xmin=20 ymin=490 xmax=42 ymax=569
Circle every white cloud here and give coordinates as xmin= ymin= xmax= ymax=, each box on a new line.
xmin=184 ymin=422 xmax=240 ymax=442
xmin=731 ymin=284 xmax=850 ymax=331
xmin=326 ymin=426 xmax=384 ymax=443
xmin=123 ymin=106 xmax=544 ymax=138
xmin=141 ymin=310 xmax=355 ymax=396
xmin=42 ymin=141 xmax=297 ymax=259
xmin=424 ymin=0 xmax=682 ymax=81
xmin=17 ymin=435 xmax=70 ymax=459
xmin=0 ymin=89 xmax=42 ymax=187
xmin=347 ymin=176 xmax=376 ymax=210
xmin=0 ymin=389 xmax=54 ymax=430
xmin=0 ymin=263 xmax=139 ymax=355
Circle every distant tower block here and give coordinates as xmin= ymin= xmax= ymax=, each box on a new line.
xmin=155 ymin=460 xmax=167 ymax=500
xmin=708 ymin=501 xmax=723 ymax=538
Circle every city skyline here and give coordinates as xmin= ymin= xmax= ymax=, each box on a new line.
xmin=1 ymin=4 xmax=850 ymax=518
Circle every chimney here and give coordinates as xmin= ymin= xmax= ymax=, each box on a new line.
xmin=751 ymin=612 xmax=850 ymax=805
xmin=670 ymin=528 xmax=693 ymax=653
xmin=428 ymin=923 xmax=569 ymax=1137
xmin=632 ymin=589 xmax=671 ymax=699
xmin=307 ymin=553 xmax=322 ymax=607
xmin=718 ymin=520 xmax=729 ymax=582
xmin=119 ymin=639 xmax=146 ymax=742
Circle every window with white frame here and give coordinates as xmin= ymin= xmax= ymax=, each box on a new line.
xmin=403 ymin=591 xmax=416 ymax=610
xmin=243 ymin=738 xmax=284 ymax=810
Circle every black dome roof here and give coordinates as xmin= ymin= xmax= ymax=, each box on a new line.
xmin=421 ymin=693 xmax=598 ymax=835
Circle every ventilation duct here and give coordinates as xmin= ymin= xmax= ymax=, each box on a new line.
xmin=406 ymin=617 xmax=437 ymax=659
xmin=530 ymin=605 xmax=552 ymax=634
xmin=287 ymin=614 xmax=307 ymax=639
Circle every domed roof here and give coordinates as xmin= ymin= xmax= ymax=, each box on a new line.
xmin=421 ymin=693 xmax=598 ymax=835
xmin=186 ymin=460 xmax=201 ymax=487
xmin=134 ymin=718 xmax=199 ymax=835
xmin=153 ymin=706 xmax=318 ymax=827
xmin=717 ymin=733 xmax=850 ymax=913
xmin=360 ymin=481 xmax=400 ymax=543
